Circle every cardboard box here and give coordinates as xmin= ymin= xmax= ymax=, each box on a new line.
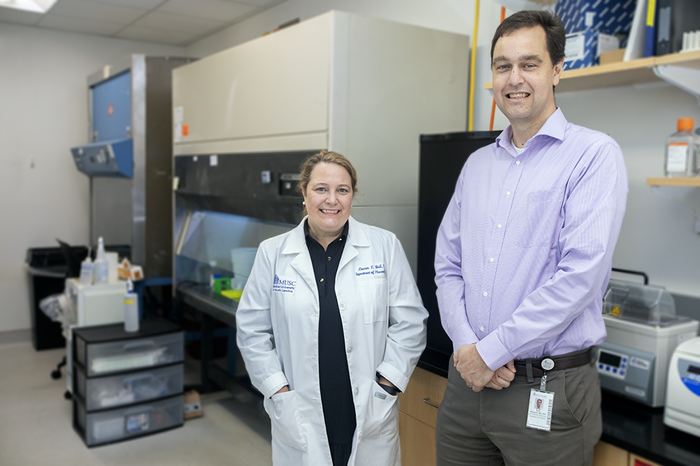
xmin=564 ymin=29 xmax=620 ymax=70
xmin=556 ymin=0 xmax=636 ymax=35
xmin=599 ymin=47 xmax=626 ymax=64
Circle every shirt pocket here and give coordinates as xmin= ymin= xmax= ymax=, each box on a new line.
xmin=517 ymin=188 xmax=563 ymax=248
xmin=359 ymin=278 xmax=388 ymax=324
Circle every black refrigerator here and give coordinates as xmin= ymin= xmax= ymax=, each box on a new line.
xmin=416 ymin=130 xmax=501 ymax=376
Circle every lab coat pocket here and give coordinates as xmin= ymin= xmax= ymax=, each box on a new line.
xmin=359 ymin=279 xmax=388 ymax=324
xmin=517 ymin=188 xmax=563 ymax=248
xmin=362 ymin=381 xmax=399 ymax=439
xmin=264 ymin=390 xmax=308 ymax=451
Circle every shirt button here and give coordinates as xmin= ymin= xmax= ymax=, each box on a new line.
xmin=497 ymin=224 xmax=502 ymax=229
xmin=516 ymin=161 xmax=520 ymax=165
xmin=506 ymin=191 xmax=511 ymax=196
xmin=328 ymin=256 xmax=331 ymax=261
xmin=480 ymin=326 xmax=485 ymax=332
xmin=320 ymin=278 xmax=324 ymax=282
xmin=347 ymin=346 xmax=353 ymax=353
xmin=489 ymin=258 xmax=494 ymax=263
xmin=483 ymin=292 xmax=488 ymax=297
xmin=354 ymin=387 xmax=359 ymax=396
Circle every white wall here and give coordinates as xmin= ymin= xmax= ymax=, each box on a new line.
xmin=186 ymin=0 xmax=700 ymax=299
xmin=0 ymin=23 xmax=185 ymax=333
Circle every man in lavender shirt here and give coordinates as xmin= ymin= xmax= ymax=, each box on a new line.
xmin=434 ymin=11 xmax=628 ymax=466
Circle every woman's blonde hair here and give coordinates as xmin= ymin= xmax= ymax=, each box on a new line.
xmin=298 ymin=150 xmax=358 ymax=216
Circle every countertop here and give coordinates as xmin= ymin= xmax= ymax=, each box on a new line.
xmin=417 ymin=351 xmax=700 ymax=466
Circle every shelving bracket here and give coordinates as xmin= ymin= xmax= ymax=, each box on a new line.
xmin=653 ymin=64 xmax=700 ymax=104
xmin=650 ymin=186 xmax=700 ymax=234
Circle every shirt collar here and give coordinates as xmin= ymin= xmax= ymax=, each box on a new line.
xmin=304 ymin=219 xmax=349 ymax=244
xmin=496 ymin=108 xmax=567 ymax=153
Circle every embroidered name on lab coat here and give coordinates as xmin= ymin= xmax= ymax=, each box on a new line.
xmin=273 ymin=274 xmax=296 ymax=293
xmin=356 ymin=264 xmax=385 ymax=277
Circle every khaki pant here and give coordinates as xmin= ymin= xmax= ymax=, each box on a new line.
xmin=436 ymin=355 xmax=601 ymax=466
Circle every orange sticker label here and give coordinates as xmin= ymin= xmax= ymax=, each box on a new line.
xmin=182 ymin=124 xmax=189 ymax=136
xmin=668 ymin=142 xmax=688 ymax=147
xmin=108 ymin=104 xmax=114 ymax=116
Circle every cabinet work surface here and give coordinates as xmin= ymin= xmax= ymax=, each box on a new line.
xmin=414 ymin=356 xmax=700 ymax=466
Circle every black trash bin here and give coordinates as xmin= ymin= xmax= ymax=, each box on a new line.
xmin=25 ymin=246 xmax=88 ymax=351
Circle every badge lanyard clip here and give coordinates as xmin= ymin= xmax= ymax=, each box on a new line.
xmin=539 ymin=358 xmax=554 ymax=390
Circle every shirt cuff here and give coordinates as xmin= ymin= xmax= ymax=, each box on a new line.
xmin=475 ymin=332 xmax=513 ymax=371
xmin=451 ymin=322 xmax=478 ymax=354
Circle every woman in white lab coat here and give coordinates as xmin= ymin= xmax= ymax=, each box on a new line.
xmin=236 ymin=150 xmax=428 ymax=466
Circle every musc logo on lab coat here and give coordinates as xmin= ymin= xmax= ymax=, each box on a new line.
xmin=273 ymin=274 xmax=296 ymax=293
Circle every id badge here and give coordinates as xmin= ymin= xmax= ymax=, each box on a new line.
xmin=526 ymin=389 xmax=554 ymax=431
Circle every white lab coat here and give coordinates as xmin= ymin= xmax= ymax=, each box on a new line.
xmin=236 ymin=216 xmax=428 ymax=466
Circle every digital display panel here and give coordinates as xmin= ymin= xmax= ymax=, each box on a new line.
xmin=689 ymin=365 xmax=700 ymax=375
xmin=599 ymin=352 xmax=622 ymax=367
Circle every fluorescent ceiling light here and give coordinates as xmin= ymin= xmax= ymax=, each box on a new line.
xmin=0 ymin=0 xmax=58 ymax=13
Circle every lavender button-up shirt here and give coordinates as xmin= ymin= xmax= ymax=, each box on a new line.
xmin=435 ymin=109 xmax=628 ymax=371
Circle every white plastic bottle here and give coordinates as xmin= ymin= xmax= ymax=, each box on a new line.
xmin=93 ymin=237 xmax=109 ymax=284
xmin=664 ymin=118 xmax=700 ymax=177
xmin=79 ymin=255 xmax=93 ymax=285
xmin=124 ymin=278 xmax=139 ymax=333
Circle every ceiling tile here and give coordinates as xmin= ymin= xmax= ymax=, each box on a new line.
xmin=79 ymin=0 xmax=164 ymax=8
xmin=116 ymin=25 xmax=196 ymax=45
xmin=157 ymin=0 xmax=255 ymax=23
xmin=36 ymin=14 xmax=125 ymax=35
xmin=131 ymin=10 xmax=224 ymax=35
xmin=0 ymin=7 xmax=43 ymax=25
xmin=46 ymin=0 xmax=147 ymax=24
xmin=220 ymin=0 xmax=283 ymax=6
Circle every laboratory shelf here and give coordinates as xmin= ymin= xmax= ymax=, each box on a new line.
xmin=647 ymin=178 xmax=700 ymax=233
xmin=176 ymin=283 xmax=238 ymax=328
xmin=485 ymin=50 xmax=700 ymax=95
xmin=647 ymin=177 xmax=700 ymax=187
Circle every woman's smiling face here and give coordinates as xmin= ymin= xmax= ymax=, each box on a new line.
xmin=303 ymin=162 xmax=353 ymax=245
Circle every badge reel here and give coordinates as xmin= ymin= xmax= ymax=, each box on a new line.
xmin=526 ymin=357 xmax=555 ymax=432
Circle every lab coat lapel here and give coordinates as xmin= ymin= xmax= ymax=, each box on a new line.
xmin=338 ymin=216 xmax=369 ymax=273
xmin=284 ymin=220 xmax=317 ymax=294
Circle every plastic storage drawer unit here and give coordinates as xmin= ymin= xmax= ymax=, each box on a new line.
xmin=74 ymin=319 xmax=184 ymax=377
xmin=71 ymin=318 xmax=184 ymax=447
xmin=75 ymin=363 xmax=183 ymax=411
xmin=75 ymin=394 xmax=184 ymax=447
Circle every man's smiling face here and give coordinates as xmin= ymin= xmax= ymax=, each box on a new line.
xmin=491 ymin=26 xmax=562 ymax=134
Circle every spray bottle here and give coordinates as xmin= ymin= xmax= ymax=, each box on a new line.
xmin=93 ymin=237 xmax=109 ymax=284
xmin=124 ymin=278 xmax=139 ymax=332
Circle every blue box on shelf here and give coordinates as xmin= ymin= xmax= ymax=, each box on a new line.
xmin=556 ymin=0 xmax=636 ymax=35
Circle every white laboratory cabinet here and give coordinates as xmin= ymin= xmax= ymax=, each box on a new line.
xmin=172 ymin=10 xmax=469 ymax=271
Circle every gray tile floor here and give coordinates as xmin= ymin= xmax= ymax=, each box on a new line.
xmin=0 ymin=334 xmax=272 ymax=466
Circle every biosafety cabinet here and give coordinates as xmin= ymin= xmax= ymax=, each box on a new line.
xmin=72 ymin=55 xmax=193 ymax=278
xmin=171 ymin=10 xmax=470 ymax=278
